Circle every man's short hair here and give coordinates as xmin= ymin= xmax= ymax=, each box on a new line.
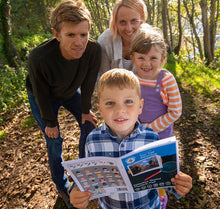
xmin=50 ymin=0 xmax=91 ymax=32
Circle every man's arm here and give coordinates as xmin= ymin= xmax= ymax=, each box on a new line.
xmin=80 ymin=41 xmax=101 ymax=125
xmin=28 ymin=53 xmax=58 ymax=128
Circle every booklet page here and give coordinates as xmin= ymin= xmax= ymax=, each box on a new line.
xmin=62 ymin=157 xmax=131 ymax=200
xmin=120 ymin=136 xmax=179 ymax=192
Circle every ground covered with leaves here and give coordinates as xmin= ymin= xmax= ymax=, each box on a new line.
xmin=0 ymin=84 xmax=219 ymax=209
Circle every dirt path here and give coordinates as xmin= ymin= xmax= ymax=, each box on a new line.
xmin=0 ymin=87 xmax=219 ymax=209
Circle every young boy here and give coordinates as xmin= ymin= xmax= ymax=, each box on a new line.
xmin=69 ymin=68 xmax=192 ymax=209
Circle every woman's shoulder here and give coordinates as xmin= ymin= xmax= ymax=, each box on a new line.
xmin=98 ymin=28 xmax=113 ymax=43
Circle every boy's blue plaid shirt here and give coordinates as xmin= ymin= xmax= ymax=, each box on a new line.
xmin=85 ymin=121 xmax=180 ymax=209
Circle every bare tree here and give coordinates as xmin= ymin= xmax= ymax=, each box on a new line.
xmin=84 ymin=0 xmax=113 ymax=37
xmin=200 ymin=0 xmax=213 ymax=64
xmin=174 ymin=0 xmax=182 ymax=55
xmin=209 ymin=0 xmax=219 ymax=59
xmin=0 ymin=0 xmax=20 ymax=67
xmin=183 ymin=0 xmax=203 ymax=60
xmin=162 ymin=0 xmax=171 ymax=53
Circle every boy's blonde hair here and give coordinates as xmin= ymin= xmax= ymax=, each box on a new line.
xmin=130 ymin=23 xmax=167 ymax=62
xmin=50 ymin=0 xmax=91 ymax=32
xmin=110 ymin=0 xmax=147 ymax=39
xmin=97 ymin=68 xmax=141 ymax=101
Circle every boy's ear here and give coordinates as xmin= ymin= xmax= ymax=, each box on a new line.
xmin=52 ymin=28 xmax=60 ymax=42
xmin=97 ymin=103 xmax=104 ymax=118
xmin=97 ymin=103 xmax=100 ymax=111
xmin=139 ymin=98 xmax=144 ymax=115
xmin=130 ymin=54 xmax=134 ymax=61
xmin=97 ymin=103 xmax=102 ymax=115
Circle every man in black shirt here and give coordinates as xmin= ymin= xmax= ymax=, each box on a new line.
xmin=26 ymin=1 xmax=101 ymax=208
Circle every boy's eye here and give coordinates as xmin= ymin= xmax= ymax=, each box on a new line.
xmin=151 ymin=56 xmax=157 ymax=60
xmin=105 ymin=101 xmax=114 ymax=106
xmin=138 ymin=56 xmax=144 ymax=60
xmin=125 ymin=99 xmax=133 ymax=104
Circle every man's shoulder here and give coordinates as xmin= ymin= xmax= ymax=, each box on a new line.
xmin=29 ymin=38 xmax=57 ymax=61
xmin=86 ymin=38 xmax=101 ymax=52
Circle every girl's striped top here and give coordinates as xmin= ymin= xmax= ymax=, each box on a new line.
xmin=138 ymin=70 xmax=182 ymax=133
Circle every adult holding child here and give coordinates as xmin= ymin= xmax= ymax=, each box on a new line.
xmin=98 ymin=0 xmax=148 ymax=75
xmin=26 ymin=0 xmax=101 ymax=207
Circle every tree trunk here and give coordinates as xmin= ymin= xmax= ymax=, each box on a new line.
xmin=162 ymin=0 xmax=171 ymax=53
xmin=209 ymin=0 xmax=218 ymax=58
xmin=167 ymin=5 xmax=173 ymax=52
xmin=200 ymin=0 xmax=213 ymax=65
xmin=183 ymin=0 xmax=203 ymax=60
xmin=174 ymin=0 xmax=182 ymax=55
xmin=0 ymin=0 xmax=20 ymax=67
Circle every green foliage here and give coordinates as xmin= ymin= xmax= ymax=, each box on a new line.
xmin=10 ymin=0 xmax=53 ymax=37
xmin=0 ymin=64 xmax=28 ymax=113
xmin=210 ymin=46 xmax=220 ymax=70
xmin=166 ymin=57 xmax=220 ymax=100
xmin=20 ymin=116 xmax=35 ymax=128
xmin=0 ymin=33 xmax=52 ymax=114
xmin=13 ymin=33 xmax=52 ymax=60
xmin=0 ymin=33 xmax=6 ymax=63
xmin=0 ymin=131 xmax=7 ymax=143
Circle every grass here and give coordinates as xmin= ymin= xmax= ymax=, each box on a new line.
xmin=0 ymin=131 xmax=8 ymax=143
xmin=166 ymin=55 xmax=220 ymax=101
xmin=20 ymin=116 xmax=35 ymax=129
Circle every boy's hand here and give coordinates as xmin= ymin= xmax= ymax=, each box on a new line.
xmin=70 ymin=186 xmax=93 ymax=209
xmin=171 ymin=171 xmax=192 ymax=196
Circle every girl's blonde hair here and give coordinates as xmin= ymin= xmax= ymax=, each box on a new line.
xmin=50 ymin=0 xmax=91 ymax=32
xmin=130 ymin=24 xmax=167 ymax=65
xmin=110 ymin=0 xmax=147 ymax=39
xmin=97 ymin=68 xmax=141 ymax=101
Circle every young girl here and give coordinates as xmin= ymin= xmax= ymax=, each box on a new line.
xmin=130 ymin=24 xmax=182 ymax=140
xmin=130 ymin=24 xmax=182 ymax=208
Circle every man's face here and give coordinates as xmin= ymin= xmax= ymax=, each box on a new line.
xmin=53 ymin=21 xmax=90 ymax=60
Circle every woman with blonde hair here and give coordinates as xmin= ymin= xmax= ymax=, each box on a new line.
xmin=98 ymin=0 xmax=148 ymax=75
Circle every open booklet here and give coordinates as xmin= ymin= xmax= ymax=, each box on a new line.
xmin=62 ymin=136 xmax=179 ymax=200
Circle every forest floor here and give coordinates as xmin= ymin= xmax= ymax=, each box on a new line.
xmin=0 ymin=83 xmax=220 ymax=209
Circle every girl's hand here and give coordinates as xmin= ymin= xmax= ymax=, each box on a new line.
xmin=171 ymin=171 xmax=192 ymax=196
xmin=70 ymin=186 xmax=93 ymax=209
